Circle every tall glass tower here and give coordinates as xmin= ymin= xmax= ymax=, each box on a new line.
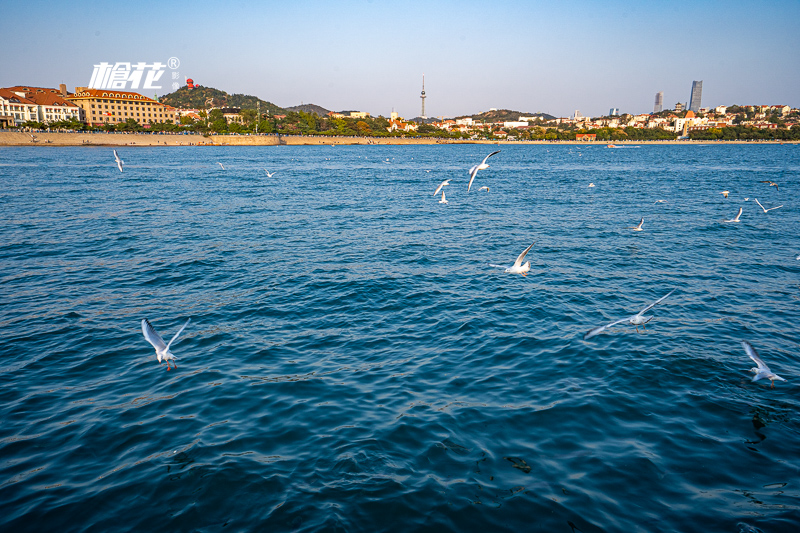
xmin=689 ymin=81 xmax=703 ymax=112
xmin=654 ymin=91 xmax=663 ymax=113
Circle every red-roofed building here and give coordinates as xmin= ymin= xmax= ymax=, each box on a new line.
xmin=66 ymin=87 xmax=178 ymax=126
xmin=0 ymin=85 xmax=82 ymax=126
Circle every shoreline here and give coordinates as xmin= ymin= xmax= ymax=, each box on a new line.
xmin=0 ymin=131 xmax=797 ymax=147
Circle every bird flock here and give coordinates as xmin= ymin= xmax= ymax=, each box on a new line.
xmin=112 ymin=148 xmax=790 ymax=388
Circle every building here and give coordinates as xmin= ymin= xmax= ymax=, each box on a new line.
xmin=654 ymin=91 xmax=663 ymax=113
xmin=675 ymin=102 xmax=684 ymax=112
xmin=66 ymin=87 xmax=178 ymax=127
xmin=576 ymin=133 xmax=597 ymax=141
xmin=609 ymin=108 xmax=619 ymax=116
xmin=0 ymin=85 xmax=82 ymax=126
xmin=689 ymin=81 xmax=703 ymax=113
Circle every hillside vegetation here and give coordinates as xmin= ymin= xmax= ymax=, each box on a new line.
xmin=160 ymin=86 xmax=286 ymax=114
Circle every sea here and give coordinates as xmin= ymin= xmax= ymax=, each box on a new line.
xmin=1 ymin=143 xmax=798 ymax=532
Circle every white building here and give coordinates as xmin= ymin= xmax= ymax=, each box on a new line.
xmin=1 ymin=85 xmax=82 ymax=125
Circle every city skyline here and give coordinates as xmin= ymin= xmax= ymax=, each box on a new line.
xmin=2 ymin=0 xmax=799 ymax=119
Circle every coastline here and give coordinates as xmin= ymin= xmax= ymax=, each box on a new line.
xmin=0 ymin=131 xmax=797 ymax=147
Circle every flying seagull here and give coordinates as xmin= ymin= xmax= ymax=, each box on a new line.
xmin=217 ymin=162 xmax=225 ymax=170
xmin=113 ymin=149 xmax=124 ymax=172
xmin=724 ymin=207 xmax=743 ymax=223
xmin=467 ymin=150 xmax=500 ymax=192
xmin=264 ymin=169 xmax=276 ymax=177
xmin=439 ymin=191 xmax=448 ymax=204
xmin=490 ymin=242 xmax=535 ymax=276
xmin=629 ymin=218 xmax=644 ymax=231
xmin=754 ymin=198 xmax=783 ymax=213
xmin=588 ymin=183 xmax=595 ymax=188
xmin=654 ymin=200 xmax=667 ymax=204
xmin=478 ymin=186 xmax=490 ymax=192
xmin=759 ymin=180 xmax=779 ymax=191
xmin=433 ymin=180 xmax=450 ymax=196
xmin=742 ymin=341 xmax=786 ymax=388
xmin=584 ymin=289 xmax=675 ymax=339
xmin=142 ymin=318 xmax=191 ymax=371
xmin=721 ymin=190 xmax=729 ymax=198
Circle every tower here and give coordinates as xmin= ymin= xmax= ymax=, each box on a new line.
xmin=654 ymin=91 xmax=663 ymax=113
xmin=689 ymin=81 xmax=702 ymax=113
xmin=420 ymin=74 xmax=427 ymax=119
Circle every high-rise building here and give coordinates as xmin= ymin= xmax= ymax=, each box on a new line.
xmin=609 ymin=108 xmax=619 ymax=116
xmin=689 ymin=81 xmax=702 ymax=113
xmin=654 ymin=91 xmax=663 ymax=113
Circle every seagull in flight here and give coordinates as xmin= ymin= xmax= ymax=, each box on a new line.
xmin=467 ymin=150 xmax=500 ymax=192
xmin=724 ymin=207 xmax=743 ymax=223
xmin=264 ymin=169 xmax=276 ymax=177
xmin=654 ymin=200 xmax=667 ymax=204
xmin=584 ymin=289 xmax=675 ymax=339
xmin=113 ymin=149 xmax=124 ymax=172
xmin=490 ymin=242 xmax=535 ymax=276
xmin=142 ymin=318 xmax=191 ymax=371
xmin=754 ymin=198 xmax=783 ymax=213
xmin=439 ymin=191 xmax=448 ymax=204
xmin=759 ymin=180 xmax=779 ymax=191
xmin=217 ymin=162 xmax=225 ymax=170
xmin=629 ymin=218 xmax=644 ymax=231
xmin=433 ymin=180 xmax=450 ymax=196
xmin=478 ymin=186 xmax=490 ymax=192
xmin=720 ymin=190 xmax=729 ymax=198
xmin=743 ymin=341 xmax=786 ymax=388
xmin=588 ymin=183 xmax=595 ymax=188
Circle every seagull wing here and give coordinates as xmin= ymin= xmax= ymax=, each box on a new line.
xmin=754 ymin=198 xmax=767 ymax=213
xmin=142 ymin=319 xmax=167 ymax=351
xmin=513 ymin=242 xmax=535 ymax=268
xmin=767 ymin=205 xmax=783 ymax=212
xmin=482 ymin=150 xmax=501 ymax=165
xmin=467 ymin=166 xmax=479 ymax=192
xmin=637 ymin=217 xmax=644 ymax=229
xmin=742 ymin=341 xmax=769 ymax=373
xmin=433 ymin=180 xmax=448 ymax=196
xmin=636 ymin=288 xmax=675 ymax=316
xmin=584 ymin=316 xmax=631 ymax=340
xmin=166 ymin=318 xmax=191 ymax=350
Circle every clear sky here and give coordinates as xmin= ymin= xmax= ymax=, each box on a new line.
xmin=3 ymin=0 xmax=799 ymax=118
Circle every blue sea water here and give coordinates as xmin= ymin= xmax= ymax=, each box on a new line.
xmin=1 ymin=143 xmax=798 ymax=532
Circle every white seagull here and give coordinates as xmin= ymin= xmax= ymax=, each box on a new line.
xmin=721 ymin=190 xmax=729 ymax=198
xmin=433 ymin=180 xmax=450 ymax=196
xmin=654 ymin=200 xmax=667 ymax=204
xmin=142 ymin=318 xmax=191 ymax=371
xmin=439 ymin=191 xmax=448 ymax=204
xmin=724 ymin=207 xmax=743 ymax=222
xmin=629 ymin=218 xmax=644 ymax=231
xmin=588 ymin=183 xmax=595 ymax=188
xmin=584 ymin=289 xmax=675 ymax=339
xmin=754 ymin=198 xmax=783 ymax=213
xmin=743 ymin=341 xmax=786 ymax=388
xmin=113 ymin=149 xmax=124 ymax=172
xmin=490 ymin=242 xmax=535 ymax=276
xmin=217 ymin=162 xmax=225 ymax=170
xmin=467 ymin=150 xmax=500 ymax=192
xmin=478 ymin=186 xmax=490 ymax=192
xmin=264 ymin=169 xmax=276 ymax=177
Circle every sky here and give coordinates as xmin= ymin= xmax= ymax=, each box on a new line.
xmin=2 ymin=0 xmax=799 ymax=119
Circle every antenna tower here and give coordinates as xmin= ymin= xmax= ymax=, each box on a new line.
xmin=420 ymin=74 xmax=427 ymax=119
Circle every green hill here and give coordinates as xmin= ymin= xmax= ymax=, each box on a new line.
xmin=160 ymin=86 xmax=286 ymax=115
xmin=457 ymin=109 xmax=555 ymax=122
xmin=285 ymin=103 xmax=331 ymax=116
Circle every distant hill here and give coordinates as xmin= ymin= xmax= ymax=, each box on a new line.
xmin=160 ymin=86 xmax=286 ymax=114
xmin=456 ymin=109 xmax=555 ymax=122
xmin=285 ymin=103 xmax=331 ymax=116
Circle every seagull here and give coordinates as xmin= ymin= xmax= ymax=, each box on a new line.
xmin=478 ymin=186 xmax=490 ymax=192
xmin=113 ymin=149 xmax=124 ymax=172
xmin=217 ymin=162 xmax=225 ymax=170
xmin=721 ymin=190 xmax=729 ymax=198
xmin=724 ymin=207 xmax=743 ymax=223
xmin=433 ymin=180 xmax=450 ymax=196
xmin=439 ymin=191 xmax=448 ymax=204
xmin=759 ymin=180 xmax=779 ymax=191
xmin=744 ymin=198 xmax=749 ymax=201
xmin=654 ymin=200 xmax=667 ymax=204
xmin=743 ymin=341 xmax=786 ymax=388
xmin=584 ymin=289 xmax=675 ymax=339
xmin=588 ymin=183 xmax=595 ymax=188
xmin=754 ymin=198 xmax=783 ymax=213
xmin=490 ymin=242 xmax=535 ymax=276
xmin=142 ymin=318 xmax=191 ymax=371
xmin=467 ymin=150 xmax=500 ymax=192
xmin=629 ymin=218 xmax=644 ymax=231
xmin=264 ymin=169 xmax=276 ymax=177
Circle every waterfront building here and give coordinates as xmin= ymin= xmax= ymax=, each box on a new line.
xmin=654 ymin=92 xmax=663 ymax=113
xmin=689 ymin=81 xmax=703 ymax=113
xmin=0 ymin=85 xmax=82 ymax=126
xmin=66 ymin=87 xmax=179 ymax=127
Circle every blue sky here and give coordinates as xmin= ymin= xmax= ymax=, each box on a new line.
xmin=3 ymin=0 xmax=799 ymax=118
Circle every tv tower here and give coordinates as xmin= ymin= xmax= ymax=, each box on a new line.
xmin=420 ymin=74 xmax=427 ymax=119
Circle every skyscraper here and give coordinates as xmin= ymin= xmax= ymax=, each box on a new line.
xmin=609 ymin=108 xmax=619 ymax=116
xmin=689 ymin=81 xmax=702 ymax=113
xmin=654 ymin=91 xmax=663 ymax=113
